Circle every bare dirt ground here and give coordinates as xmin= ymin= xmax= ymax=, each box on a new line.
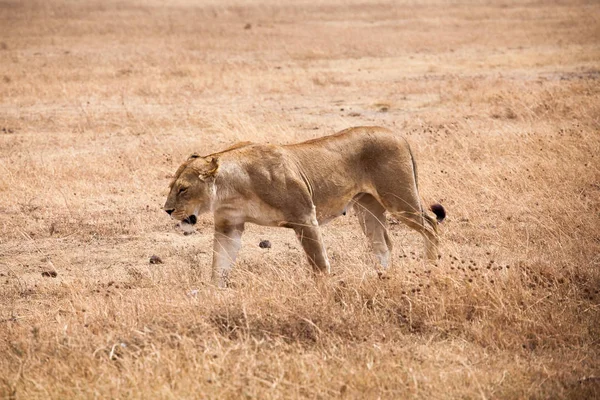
xmin=1 ymin=0 xmax=599 ymax=398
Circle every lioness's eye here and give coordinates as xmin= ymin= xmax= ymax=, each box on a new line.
xmin=178 ymin=187 xmax=187 ymax=195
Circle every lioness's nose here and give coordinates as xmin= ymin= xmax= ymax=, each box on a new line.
xmin=165 ymin=209 xmax=174 ymax=216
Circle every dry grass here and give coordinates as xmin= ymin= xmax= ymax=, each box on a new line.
xmin=1 ymin=0 xmax=599 ymax=398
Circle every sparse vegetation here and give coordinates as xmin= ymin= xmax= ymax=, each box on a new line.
xmin=1 ymin=0 xmax=599 ymax=398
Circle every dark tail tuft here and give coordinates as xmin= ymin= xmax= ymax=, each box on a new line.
xmin=430 ymin=203 xmax=446 ymax=223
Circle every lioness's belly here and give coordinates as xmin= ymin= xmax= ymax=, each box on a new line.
xmin=315 ymin=192 xmax=363 ymax=225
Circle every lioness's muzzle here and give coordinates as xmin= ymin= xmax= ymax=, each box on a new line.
xmin=183 ymin=215 xmax=197 ymax=225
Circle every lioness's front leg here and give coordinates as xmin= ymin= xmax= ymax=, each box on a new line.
xmin=211 ymin=222 xmax=245 ymax=287
xmin=291 ymin=223 xmax=331 ymax=275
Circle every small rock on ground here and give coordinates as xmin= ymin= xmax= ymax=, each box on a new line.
xmin=259 ymin=240 xmax=271 ymax=249
xmin=149 ymin=255 xmax=163 ymax=264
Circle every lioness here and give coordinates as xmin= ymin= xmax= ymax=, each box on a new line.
xmin=164 ymin=126 xmax=445 ymax=287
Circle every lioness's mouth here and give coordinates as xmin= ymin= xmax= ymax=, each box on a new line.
xmin=183 ymin=215 xmax=197 ymax=225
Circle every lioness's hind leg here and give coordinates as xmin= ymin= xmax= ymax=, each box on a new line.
xmin=377 ymin=193 xmax=439 ymax=261
xmin=353 ymin=194 xmax=392 ymax=269
xmin=391 ymin=210 xmax=439 ymax=261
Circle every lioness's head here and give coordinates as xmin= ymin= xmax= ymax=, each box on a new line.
xmin=164 ymin=155 xmax=218 ymax=230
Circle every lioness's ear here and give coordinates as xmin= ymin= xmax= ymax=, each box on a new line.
xmin=199 ymin=157 xmax=219 ymax=180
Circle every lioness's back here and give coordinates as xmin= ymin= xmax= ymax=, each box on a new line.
xmin=290 ymin=126 xmax=399 ymax=150
xmin=288 ymin=126 xmax=412 ymax=179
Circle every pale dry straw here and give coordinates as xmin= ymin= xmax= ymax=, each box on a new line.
xmin=1 ymin=0 xmax=599 ymax=399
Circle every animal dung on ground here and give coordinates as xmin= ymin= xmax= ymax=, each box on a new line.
xmin=259 ymin=240 xmax=272 ymax=249
xmin=149 ymin=255 xmax=163 ymax=264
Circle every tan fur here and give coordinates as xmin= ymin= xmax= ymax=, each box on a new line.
xmin=164 ymin=126 xmax=442 ymax=287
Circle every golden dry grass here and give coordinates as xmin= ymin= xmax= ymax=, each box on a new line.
xmin=1 ymin=0 xmax=599 ymax=398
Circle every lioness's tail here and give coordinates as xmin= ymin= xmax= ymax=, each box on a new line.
xmin=430 ymin=203 xmax=446 ymax=223
xmin=405 ymin=138 xmax=446 ymax=226
xmin=422 ymin=203 xmax=446 ymax=238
